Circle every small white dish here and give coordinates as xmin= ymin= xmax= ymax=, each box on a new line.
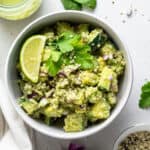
xmin=113 ymin=124 xmax=150 ymax=150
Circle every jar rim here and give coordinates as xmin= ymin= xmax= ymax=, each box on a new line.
xmin=0 ymin=0 xmax=28 ymax=8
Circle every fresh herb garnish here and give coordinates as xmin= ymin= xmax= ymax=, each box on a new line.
xmin=57 ymin=32 xmax=80 ymax=53
xmin=61 ymin=0 xmax=97 ymax=10
xmin=74 ymin=45 xmax=97 ymax=69
xmin=46 ymin=55 xmax=62 ymax=76
xmin=139 ymin=82 xmax=150 ymax=108
xmin=46 ymin=32 xmax=97 ymax=76
xmin=83 ymin=0 xmax=96 ymax=9
xmin=50 ymin=49 xmax=62 ymax=62
xmin=73 ymin=0 xmax=89 ymax=4
xmin=61 ymin=0 xmax=82 ymax=10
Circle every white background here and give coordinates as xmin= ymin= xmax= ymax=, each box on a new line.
xmin=1 ymin=0 xmax=150 ymax=149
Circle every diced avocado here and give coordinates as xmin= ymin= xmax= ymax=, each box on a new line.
xmin=56 ymin=78 xmax=69 ymax=89
xmin=77 ymin=24 xmax=89 ymax=33
xmin=65 ymin=89 xmax=86 ymax=105
xmin=88 ymin=28 xmax=103 ymax=43
xmin=48 ymin=98 xmax=59 ymax=108
xmin=56 ymin=22 xmax=74 ymax=34
xmin=88 ymin=29 xmax=107 ymax=51
xmin=111 ymin=65 xmax=125 ymax=77
xmin=23 ymin=83 xmax=32 ymax=95
xmin=107 ymin=92 xmax=117 ymax=106
xmin=54 ymin=89 xmax=67 ymax=104
xmin=85 ymin=87 xmax=102 ymax=103
xmin=97 ymin=57 xmax=106 ymax=72
xmin=75 ymin=104 xmax=87 ymax=114
xmin=76 ymin=24 xmax=89 ymax=43
xmin=98 ymin=67 xmax=114 ymax=91
xmin=73 ymin=89 xmax=85 ymax=105
xmin=65 ymin=89 xmax=77 ymax=104
xmin=75 ymin=24 xmax=89 ymax=43
xmin=88 ymin=100 xmax=110 ymax=122
xmin=60 ymin=64 xmax=80 ymax=77
xmin=79 ymin=71 xmax=99 ymax=86
xmin=90 ymin=34 xmax=107 ymax=51
xmin=43 ymin=105 xmax=63 ymax=118
xmin=101 ymin=42 xmax=116 ymax=56
xmin=20 ymin=99 xmax=39 ymax=115
xmin=62 ymin=103 xmax=75 ymax=112
xmin=64 ymin=114 xmax=87 ymax=132
xmin=42 ymin=48 xmax=51 ymax=62
xmin=108 ymin=51 xmax=126 ymax=76
xmin=111 ymin=74 xmax=118 ymax=93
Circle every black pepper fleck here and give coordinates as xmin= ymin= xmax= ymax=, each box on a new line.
xmin=122 ymin=20 xmax=126 ymax=23
xmin=112 ymin=1 xmax=115 ymax=4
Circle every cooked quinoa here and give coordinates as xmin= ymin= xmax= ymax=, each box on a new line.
xmin=17 ymin=22 xmax=125 ymax=132
xmin=118 ymin=131 xmax=150 ymax=150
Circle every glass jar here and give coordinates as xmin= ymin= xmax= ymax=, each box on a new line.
xmin=0 ymin=0 xmax=42 ymax=20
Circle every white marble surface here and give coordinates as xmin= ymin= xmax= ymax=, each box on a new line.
xmin=1 ymin=0 xmax=150 ymax=149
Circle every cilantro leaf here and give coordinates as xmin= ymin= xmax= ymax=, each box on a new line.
xmin=61 ymin=0 xmax=82 ymax=10
xmin=142 ymin=82 xmax=150 ymax=93
xmin=74 ymin=43 xmax=91 ymax=53
xmin=46 ymin=57 xmax=62 ymax=76
xmin=73 ymin=0 xmax=89 ymax=4
xmin=57 ymin=32 xmax=81 ymax=53
xmin=75 ymin=54 xmax=96 ymax=69
xmin=46 ymin=31 xmax=97 ymax=76
xmin=59 ymin=32 xmax=75 ymax=40
xmin=58 ymin=40 xmax=74 ymax=53
xmin=70 ymin=35 xmax=81 ymax=46
xmin=139 ymin=82 xmax=150 ymax=108
xmin=50 ymin=49 xmax=62 ymax=62
xmin=84 ymin=0 xmax=96 ymax=9
xmin=74 ymin=45 xmax=97 ymax=69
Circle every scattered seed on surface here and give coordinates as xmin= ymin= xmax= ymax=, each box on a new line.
xmin=120 ymin=12 xmax=124 ymax=16
xmin=141 ymin=13 xmax=145 ymax=16
xmin=134 ymin=8 xmax=138 ymax=12
xmin=122 ymin=20 xmax=126 ymax=23
xmin=112 ymin=1 xmax=115 ymax=4
xmin=127 ymin=8 xmax=133 ymax=17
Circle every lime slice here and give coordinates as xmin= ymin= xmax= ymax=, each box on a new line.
xmin=20 ymin=35 xmax=46 ymax=83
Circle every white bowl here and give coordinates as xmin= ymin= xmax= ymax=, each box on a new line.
xmin=5 ymin=11 xmax=133 ymax=139
xmin=113 ymin=124 xmax=150 ymax=150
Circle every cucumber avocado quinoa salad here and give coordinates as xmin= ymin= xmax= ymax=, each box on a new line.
xmin=17 ymin=22 xmax=125 ymax=132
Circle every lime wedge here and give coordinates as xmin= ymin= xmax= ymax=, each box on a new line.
xmin=20 ymin=35 xmax=46 ymax=83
